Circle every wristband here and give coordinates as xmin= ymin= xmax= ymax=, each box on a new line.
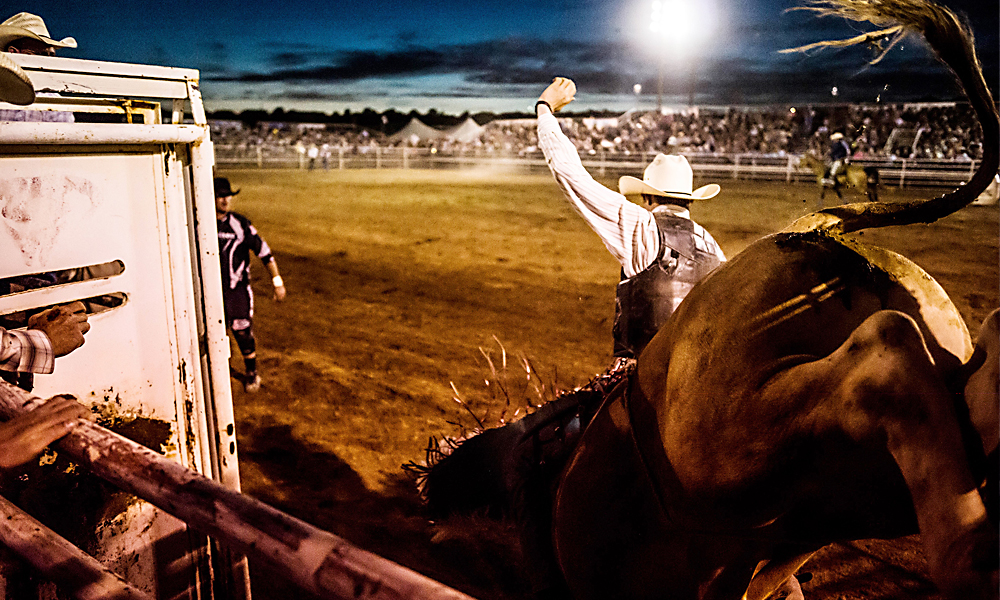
xmin=535 ymin=100 xmax=553 ymax=114
xmin=272 ymin=275 xmax=284 ymax=288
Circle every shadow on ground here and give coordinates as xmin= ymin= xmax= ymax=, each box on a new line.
xmin=238 ymin=418 xmax=529 ymax=600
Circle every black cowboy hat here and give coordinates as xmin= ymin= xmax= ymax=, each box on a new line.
xmin=214 ymin=177 xmax=240 ymax=197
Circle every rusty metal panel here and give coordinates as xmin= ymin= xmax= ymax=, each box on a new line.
xmin=0 ymin=56 xmax=243 ymax=599
xmin=0 ymin=151 xmax=212 ymax=600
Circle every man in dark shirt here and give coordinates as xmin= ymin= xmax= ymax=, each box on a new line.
xmin=215 ymin=177 xmax=286 ymax=392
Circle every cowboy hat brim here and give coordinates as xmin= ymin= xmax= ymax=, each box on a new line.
xmin=618 ymin=176 xmax=720 ymax=200
xmin=0 ymin=52 xmax=34 ymax=105
xmin=0 ymin=27 xmax=77 ymax=50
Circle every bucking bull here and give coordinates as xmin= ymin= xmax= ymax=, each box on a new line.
xmin=411 ymin=1 xmax=999 ymax=599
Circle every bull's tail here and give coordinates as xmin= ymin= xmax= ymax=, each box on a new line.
xmin=783 ymin=0 xmax=998 ymax=235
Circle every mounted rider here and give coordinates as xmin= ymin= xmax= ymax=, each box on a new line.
xmin=824 ymin=131 xmax=851 ymax=185
xmin=536 ymin=77 xmax=726 ymax=361
xmin=411 ymin=77 xmax=727 ymax=600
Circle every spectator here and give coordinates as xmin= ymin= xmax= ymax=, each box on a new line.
xmin=207 ymin=101 xmax=983 ymax=168
xmin=214 ymin=177 xmax=286 ymax=393
xmin=320 ymin=142 xmax=331 ymax=169
xmin=0 ymin=12 xmax=76 ymax=123
xmin=0 ymin=12 xmax=76 ymax=56
xmin=307 ymin=143 xmax=319 ymax=169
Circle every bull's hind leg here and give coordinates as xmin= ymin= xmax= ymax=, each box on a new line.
xmin=964 ymin=309 xmax=999 ymax=525
xmin=965 ymin=309 xmax=998 ymax=458
xmin=762 ymin=310 xmax=997 ymax=599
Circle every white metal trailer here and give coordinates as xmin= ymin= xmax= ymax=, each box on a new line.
xmin=0 ymin=53 xmax=246 ymax=599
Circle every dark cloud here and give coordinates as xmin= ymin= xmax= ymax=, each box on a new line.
xmin=214 ymin=47 xmax=445 ymax=82
xmin=207 ymin=37 xmax=626 ymax=86
xmin=199 ymin=41 xmax=232 ymax=77
xmin=271 ymin=52 xmax=310 ymax=68
xmin=270 ymin=90 xmax=363 ymax=102
xmin=145 ymin=45 xmax=176 ymax=70
xmin=412 ymin=89 xmax=528 ymax=99
xmin=696 ymin=61 xmax=968 ymax=105
xmin=204 ymin=17 xmax=995 ymax=106
xmin=731 ymin=10 xmax=997 ymax=101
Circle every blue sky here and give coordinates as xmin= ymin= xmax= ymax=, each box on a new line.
xmin=17 ymin=0 xmax=999 ymax=114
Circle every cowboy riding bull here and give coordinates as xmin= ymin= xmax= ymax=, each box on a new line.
xmin=412 ymin=1 xmax=999 ymax=599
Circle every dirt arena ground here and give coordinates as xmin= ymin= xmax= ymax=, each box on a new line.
xmin=217 ymin=167 xmax=998 ymax=600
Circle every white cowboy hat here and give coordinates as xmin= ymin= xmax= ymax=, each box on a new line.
xmin=619 ymin=154 xmax=720 ymax=200
xmin=830 ymin=132 xmax=844 ymax=141
xmin=0 ymin=52 xmax=34 ymax=105
xmin=0 ymin=13 xmax=77 ymax=50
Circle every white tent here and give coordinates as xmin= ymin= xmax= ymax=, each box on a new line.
xmin=388 ymin=118 xmax=446 ymax=144
xmin=446 ymin=117 xmax=485 ymax=143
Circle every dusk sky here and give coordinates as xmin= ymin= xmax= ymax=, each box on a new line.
xmin=17 ymin=0 xmax=999 ymax=114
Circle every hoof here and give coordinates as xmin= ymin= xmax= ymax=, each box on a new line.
xmin=769 ymin=575 xmax=804 ymax=600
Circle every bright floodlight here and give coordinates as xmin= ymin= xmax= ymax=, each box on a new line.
xmin=634 ymin=83 xmax=643 ymax=95
xmin=649 ymin=0 xmax=715 ymax=52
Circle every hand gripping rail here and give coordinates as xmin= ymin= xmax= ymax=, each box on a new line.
xmin=0 ymin=383 xmax=476 ymax=600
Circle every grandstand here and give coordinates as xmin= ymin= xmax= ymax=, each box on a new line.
xmin=212 ymin=102 xmax=988 ymax=188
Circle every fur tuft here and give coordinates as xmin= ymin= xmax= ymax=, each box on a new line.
xmin=405 ymin=425 xmax=523 ymax=519
xmin=405 ymin=360 xmax=634 ymax=521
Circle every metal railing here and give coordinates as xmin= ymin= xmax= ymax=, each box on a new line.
xmin=214 ymin=144 xmax=985 ymax=189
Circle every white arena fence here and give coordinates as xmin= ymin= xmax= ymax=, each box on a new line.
xmin=214 ymin=144 xmax=984 ymax=189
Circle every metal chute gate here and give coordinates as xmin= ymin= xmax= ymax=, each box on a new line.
xmin=0 ymin=54 xmax=472 ymax=600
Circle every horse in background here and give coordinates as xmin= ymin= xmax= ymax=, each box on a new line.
xmin=799 ymin=152 xmax=880 ymax=207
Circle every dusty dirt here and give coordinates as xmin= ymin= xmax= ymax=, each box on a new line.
xmin=216 ymin=168 xmax=998 ymax=600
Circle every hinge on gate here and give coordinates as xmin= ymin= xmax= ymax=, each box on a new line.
xmin=164 ymin=144 xmax=176 ymax=175
xmin=120 ymin=99 xmax=135 ymax=124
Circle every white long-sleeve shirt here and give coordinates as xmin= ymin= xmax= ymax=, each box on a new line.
xmin=537 ymin=112 xmax=725 ymax=278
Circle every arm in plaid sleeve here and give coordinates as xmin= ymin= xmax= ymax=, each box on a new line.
xmin=0 ymin=328 xmax=54 ymax=374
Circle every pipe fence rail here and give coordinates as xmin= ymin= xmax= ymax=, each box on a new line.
xmin=214 ymin=144 xmax=984 ymax=189
xmin=0 ymin=383 xmax=476 ymax=600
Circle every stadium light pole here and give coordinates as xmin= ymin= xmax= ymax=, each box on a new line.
xmin=648 ymin=0 xmax=716 ymax=111
xmin=650 ymin=1 xmax=667 ymax=112
xmin=657 ymin=60 xmax=664 ymax=113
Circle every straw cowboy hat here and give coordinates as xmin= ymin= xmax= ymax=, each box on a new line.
xmin=619 ymin=154 xmax=720 ymax=200
xmin=0 ymin=13 xmax=77 ymax=50
xmin=0 ymin=52 xmax=34 ymax=105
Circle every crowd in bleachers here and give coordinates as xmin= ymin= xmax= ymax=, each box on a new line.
xmin=211 ymin=102 xmax=985 ymax=163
